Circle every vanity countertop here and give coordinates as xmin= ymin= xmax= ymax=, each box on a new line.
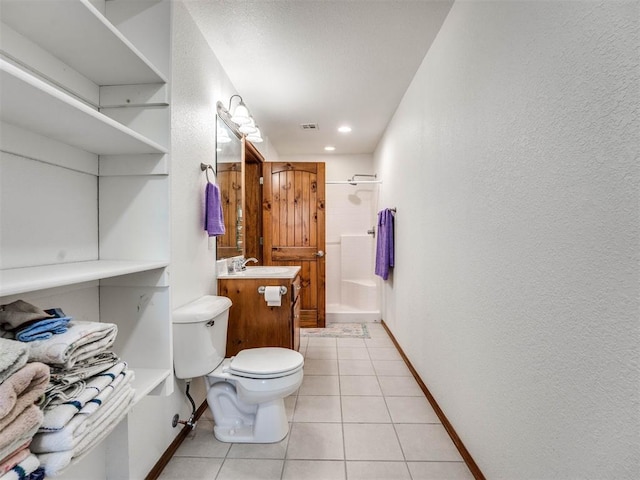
xmin=218 ymin=265 xmax=301 ymax=280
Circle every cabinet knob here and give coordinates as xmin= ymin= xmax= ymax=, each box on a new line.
xmin=315 ymin=250 xmax=325 ymax=257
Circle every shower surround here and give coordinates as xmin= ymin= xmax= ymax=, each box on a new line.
xmin=325 ymin=182 xmax=381 ymax=323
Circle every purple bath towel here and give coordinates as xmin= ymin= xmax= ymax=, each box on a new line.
xmin=375 ymin=208 xmax=395 ymax=280
xmin=204 ymin=183 xmax=225 ymax=237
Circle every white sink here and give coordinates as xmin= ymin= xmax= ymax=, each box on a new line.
xmin=245 ymin=266 xmax=290 ymax=275
xmin=219 ymin=265 xmax=300 ymax=279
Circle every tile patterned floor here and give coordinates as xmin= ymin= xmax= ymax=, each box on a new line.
xmin=158 ymin=323 xmax=474 ymax=480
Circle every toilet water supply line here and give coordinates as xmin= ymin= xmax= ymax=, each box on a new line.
xmin=172 ymin=380 xmax=198 ymax=429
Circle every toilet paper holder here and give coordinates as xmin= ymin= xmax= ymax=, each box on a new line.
xmin=258 ymin=286 xmax=287 ymax=295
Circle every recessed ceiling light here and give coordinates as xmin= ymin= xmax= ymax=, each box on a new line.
xmin=338 ymin=125 xmax=352 ymax=133
xmin=324 ymin=146 xmax=336 ymax=152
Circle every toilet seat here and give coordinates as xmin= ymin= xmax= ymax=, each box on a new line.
xmin=226 ymin=347 xmax=303 ymax=379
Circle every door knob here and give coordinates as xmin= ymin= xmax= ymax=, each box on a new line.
xmin=315 ymin=250 xmax=325 ymax=257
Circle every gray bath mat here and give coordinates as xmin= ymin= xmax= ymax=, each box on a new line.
xmin=301 ymin=323 xmax=370 ymax=338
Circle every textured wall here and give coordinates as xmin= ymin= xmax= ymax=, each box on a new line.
xmin=374 ymin=1 xmax=639 ymax=478
xmin=171 ymin=1 xmax=238 ymax=309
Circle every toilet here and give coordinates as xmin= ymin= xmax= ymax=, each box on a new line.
xmin=172 ymin=295 xmax=303 ymax=443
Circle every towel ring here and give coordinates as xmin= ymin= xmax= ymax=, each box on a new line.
xmin=200 ymin=163 xmax=216 ymax=183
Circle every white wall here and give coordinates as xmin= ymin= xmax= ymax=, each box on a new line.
xmin=374 ymin=1 xmax=639 ymax=478
xmin=171 ymin=1 xmax=240 ymax=310
xmin=283 ymin=154 xmax=377 ymax=242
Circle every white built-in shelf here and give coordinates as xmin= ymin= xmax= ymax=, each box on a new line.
xmin=0 ymin=260 xmax=168 ymax=297
xmin=0 ymin=0 xmax=167 ymax=86
xmin=0 ymin=60 xmax=168 ymax=156
xmin=132 ymin=368 xmax=173 ymax=404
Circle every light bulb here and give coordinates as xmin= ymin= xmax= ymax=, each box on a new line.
xmin=239 ymin=117 xmax=257 ymax=134
xmin=247 ymin=126 xmax=263 ymax=143
xmin=230 ymin=101 xmax=250 ymax=125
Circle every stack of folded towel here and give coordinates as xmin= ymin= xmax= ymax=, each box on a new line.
xmin=1 ymin=300 xmax=136 ymax=477
xmin=43 ymin=351 xmax=120 ymax=409
xmin=0 ymin=338 xmax=49 ymax=480
xmin=33 ymin=361 xmax=135 ymax=477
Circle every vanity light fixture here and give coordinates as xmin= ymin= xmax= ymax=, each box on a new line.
xmin=218 ymin=95 xmax=264 ymax=144
xmin=324 ymin=146 xmax=336 ymax=152
xmin=228 ymin=94 xmax=251 ymax=125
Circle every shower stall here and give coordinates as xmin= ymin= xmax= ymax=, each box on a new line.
xmin=325 ymin=174 xmax=381 ymax=323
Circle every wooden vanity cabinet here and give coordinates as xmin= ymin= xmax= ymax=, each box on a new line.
xmin=219 ymin=275 xmax=301 ymax=356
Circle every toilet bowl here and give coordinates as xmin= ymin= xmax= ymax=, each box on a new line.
xmin=206 ymin=347 xmax=303 ymax=442
xmin=172 ymin=296 xmax=304 ymax=443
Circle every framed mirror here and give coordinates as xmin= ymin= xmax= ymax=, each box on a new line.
xmin=215 ymin=115 xmax=244 ymax=259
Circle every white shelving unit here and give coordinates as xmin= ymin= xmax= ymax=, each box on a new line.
xmin=0 ymin=260 xmax=169 ymax=297
xmin=0 ymin=1 xmax=172 ymax=477
xmin=0 ymin=60 xmax=168 ymax=155
xmin=132 ymin=368 xmax=173 ymax=403
xmin=0 ymin=0 xmax=167 ymax=86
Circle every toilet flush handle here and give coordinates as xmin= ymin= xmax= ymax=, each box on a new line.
xmin=206 ymin=320 xmax=215 ymax=327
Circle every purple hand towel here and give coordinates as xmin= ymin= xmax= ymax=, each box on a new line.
xmin=204 ymin=183 xmax=226 ymax=237
xmin=375 ymin=208 xmax=395 ymax=280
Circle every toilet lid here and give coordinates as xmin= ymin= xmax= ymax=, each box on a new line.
xmin=229 ymin=347 xmax=304 ymax=378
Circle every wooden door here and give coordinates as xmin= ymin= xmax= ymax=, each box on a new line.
xmin=263 ymin=162 xmax=325 ymax=328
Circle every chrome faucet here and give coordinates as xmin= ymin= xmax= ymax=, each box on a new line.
xmin=240 ymin=257 xmax=259 ymax=269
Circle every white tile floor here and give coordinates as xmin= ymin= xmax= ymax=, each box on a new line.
xmin=158 ymin=323 xmax=474 ymax=480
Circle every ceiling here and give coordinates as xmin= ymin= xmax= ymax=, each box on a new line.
xmin=184 ymin=1 xmax=453 ymax=156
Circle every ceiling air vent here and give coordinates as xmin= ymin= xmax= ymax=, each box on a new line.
xmin=300 ymin=123 xmax=319 ymax=130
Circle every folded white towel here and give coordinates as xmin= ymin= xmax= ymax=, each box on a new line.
xmin=0 ymin=453 xmax=39 ymax=480
xmin=34 ymin=450 xmax=72 ymax=478
xmin=40 ymin=362 xmax=127 ymax=432
xmin=36 ymin=387 xmax=134 ymax=477
xmin=32 ymin=370 xmax=134 ymax=453
xmin=0 ymin=339 xmax=28 ymax=384
xmin=43 ymin=352 xmax=120 ymax=410
xmin=27 ymin=321 xmax=117 ymax=369
xmin=48 ymin=351 xmax=119 ymax=389
xmin=0 ymin=445 xmax=30 ymax=476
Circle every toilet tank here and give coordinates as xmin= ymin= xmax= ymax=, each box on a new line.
xmin=172 ymin=295 xmax=232 ymax=379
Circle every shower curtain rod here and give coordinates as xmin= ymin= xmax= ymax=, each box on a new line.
xmin=325 ymin=180 xmax=382 ymax=185
xmin=326 ymin=173 xmax=380 ymax=185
